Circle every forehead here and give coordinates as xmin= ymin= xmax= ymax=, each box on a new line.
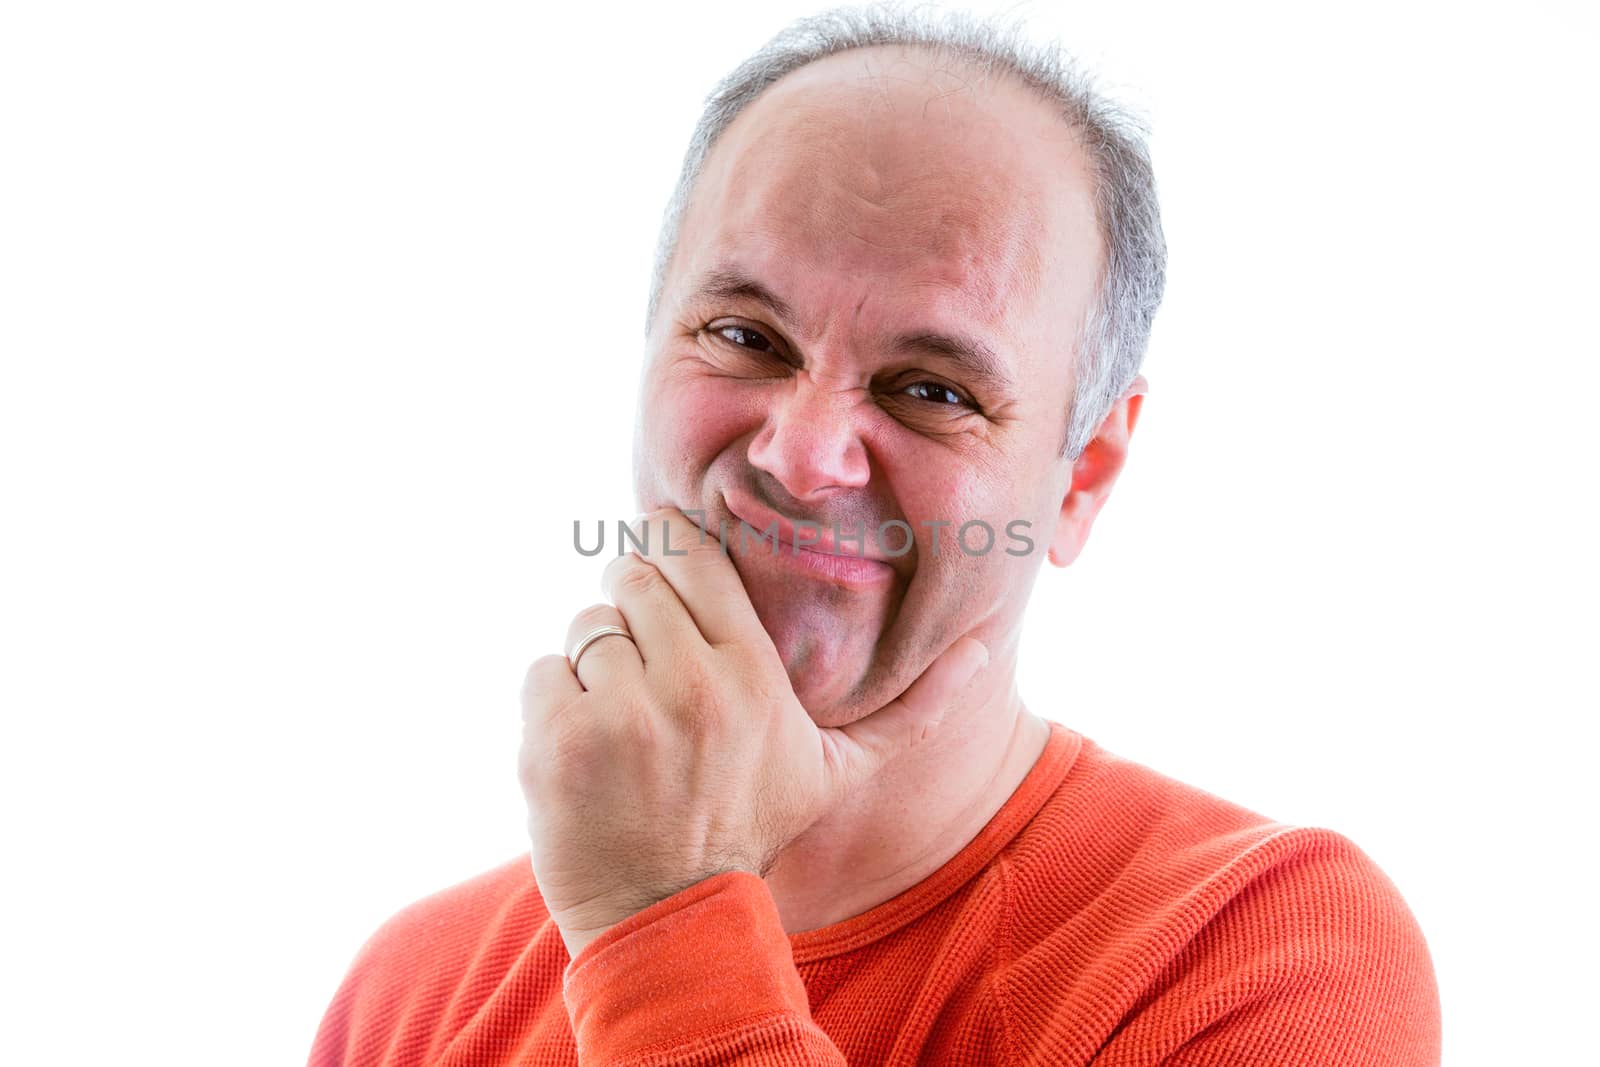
xmin=671 ymin=46 xmax=1101 ymax=343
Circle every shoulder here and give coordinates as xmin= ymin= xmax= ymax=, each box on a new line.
xmin=1001 ymin=734 xmax=1343 ymax=925
xmin=996 ymin=735 xmax=1440 ymax=1065
xmin=309 ymin=855 xmax=557 ymax=1066
xmin=346 ymin=854 xmax=546 ymax=982
xmin=1004 ymin=733 xmax=1420 ymax=915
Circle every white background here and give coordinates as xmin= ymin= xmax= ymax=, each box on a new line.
xmin=2 ymin=1 xmax=1594 ymax=1063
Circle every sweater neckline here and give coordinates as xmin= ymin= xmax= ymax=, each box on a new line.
xmin=786 ymin=719 xmax=1081 ymax=963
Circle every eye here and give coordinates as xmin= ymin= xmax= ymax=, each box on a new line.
xmin=903 ymin=380 xmax=974 ymax=408
xmin=714 ymin=324 xmax=778 ymax=353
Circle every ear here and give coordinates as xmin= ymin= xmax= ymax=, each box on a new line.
xmin=1046 ymin=375 xmax=1148 ymax=568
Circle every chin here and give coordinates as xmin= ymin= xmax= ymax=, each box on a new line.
xmin=766 ymin=624 xmax=857 ymax=712
xmin=788 ymin=673 xmax=865 ymax=728
xmin=752 ymin=607 xmax=893 ymax=728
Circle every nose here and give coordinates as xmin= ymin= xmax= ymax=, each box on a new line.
xmin=746 ymin=371 xmax=871 ymax=501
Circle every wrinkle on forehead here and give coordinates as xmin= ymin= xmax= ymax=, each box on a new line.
xmin=678 ymin=49 xmax=1096 ymax=344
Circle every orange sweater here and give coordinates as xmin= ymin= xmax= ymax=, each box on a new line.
xmin=310 ymin=723 xmax=1440 ymax=1065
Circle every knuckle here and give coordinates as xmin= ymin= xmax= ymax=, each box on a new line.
xmin=521 ymin=654 xmax=570 ymax=704
xmin=669 ymin=658 xmax=724 ymax=736
xmin=590 ymin=690 xmax=659 ymax=751
xmin=618 ymin=707 xmax=661 ymax=751
xmin=569 ymin=603 xmax=617 ymax=634
xmin=599 ymin=552 xmax=632 ymax=589
xmin=615 ymin=559 xmax=662 ymax=596
xmin=634 ymin=685 xmax=673 ymax=727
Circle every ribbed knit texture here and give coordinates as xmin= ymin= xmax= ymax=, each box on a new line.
xmin=309 ymin=723 xmax=1440 ymax=1065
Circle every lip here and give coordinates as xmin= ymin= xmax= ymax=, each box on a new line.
xmin=721 ymin=486 xmax=896 ymax=587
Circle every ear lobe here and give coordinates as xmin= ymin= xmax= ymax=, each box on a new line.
xmin=1045 ymin=491 xmax=1105 ymax=568
xmin=1045 ymin=375 xmax=1148 ymax=569
xmin=1046 ymin=541 xmax=1079 ymax=567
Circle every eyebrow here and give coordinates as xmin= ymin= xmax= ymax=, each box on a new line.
xmin=687 ymin=266 xmax=802 ymax=331
xmin=888 ymin=330 xmax=1014 ymax=393
xmin=683 ymin=264 xmax=1016 ymax=392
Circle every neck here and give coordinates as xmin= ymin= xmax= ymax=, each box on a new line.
xmin=761 ymin=651 xmax=1050 ymax=935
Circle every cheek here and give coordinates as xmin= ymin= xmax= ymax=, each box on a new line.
xmin=875 ymin=446 xmax=1001 ymax=535
xmin=641 ymin=360 xmax=764 ymax=482
xmin=875 ymin=451 xmax=1049 ymax=579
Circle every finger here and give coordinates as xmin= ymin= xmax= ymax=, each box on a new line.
xmin=602 ymin=548 xmax=705 ymax=666
xmin=623 ymin=507 xmax=763 ymax=648
xmin=564 ymin=603 xmax=644 ymax=691
xmin=520 ymin=652 xmax=584 ymax=725
xmin=821 ymin=637 xmax=989 ymax=795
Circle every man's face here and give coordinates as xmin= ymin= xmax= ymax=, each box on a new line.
xmin=633 ymin=46 xmax=1105 ymax=725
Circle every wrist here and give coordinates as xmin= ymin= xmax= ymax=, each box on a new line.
xmin=560 ymin=923 xmax=613 ymax=962
xmin=555 ymin=865 xmax=763 ymax=962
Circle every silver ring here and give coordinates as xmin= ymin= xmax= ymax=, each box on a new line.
xmin=567 ymin=624 xmax=635 ymax=671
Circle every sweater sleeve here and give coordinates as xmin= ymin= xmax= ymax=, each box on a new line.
xmin=561 ymin=870 xmax=845 ymax=1066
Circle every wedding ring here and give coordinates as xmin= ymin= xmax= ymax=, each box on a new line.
xmin=567 ymin=624 xmax=635 ymax=672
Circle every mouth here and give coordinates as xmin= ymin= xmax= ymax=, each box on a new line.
xmin=721 ymin=486 xmax=897 ymax=588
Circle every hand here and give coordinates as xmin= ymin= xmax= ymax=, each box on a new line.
xmin=518 ymin=507 xmax=988 ymax=960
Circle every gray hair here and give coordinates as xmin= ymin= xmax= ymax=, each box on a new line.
xmin=643 ymin=2 xmax=1166 ymax=459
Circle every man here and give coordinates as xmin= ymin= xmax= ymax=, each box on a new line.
xmin=310 ymin=6 xmax=1440 ymax=1065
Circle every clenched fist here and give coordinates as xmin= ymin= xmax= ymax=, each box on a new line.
xmin=518 ymin=507 xmax=988 ymax=961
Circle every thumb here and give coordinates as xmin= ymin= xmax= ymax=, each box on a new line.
xmin=820 ymin=637 xmax=989 ymax=796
